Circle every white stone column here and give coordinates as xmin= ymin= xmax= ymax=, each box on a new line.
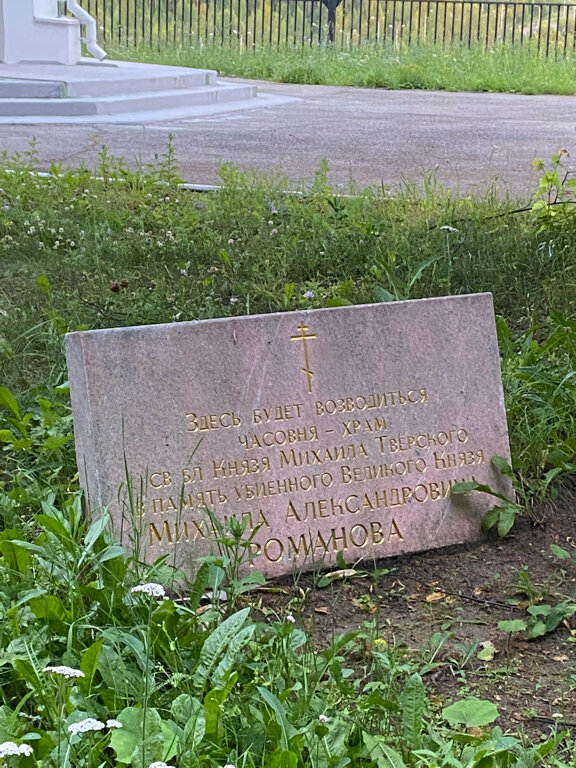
xmin=0 ymin=0 xmax=82 ymax=65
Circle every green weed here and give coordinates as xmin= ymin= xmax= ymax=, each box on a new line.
xmin=0 ymin=148 xmax=575 ymax=765
xmin=108 ymin=41 xmax=576 ymax=95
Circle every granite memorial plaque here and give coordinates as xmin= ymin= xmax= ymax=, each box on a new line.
xmin=66 ymin=293 xmax=512 ymax=578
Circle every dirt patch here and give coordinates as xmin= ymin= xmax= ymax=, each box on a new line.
xmin=255 ymin=487 xmax=576 ymax=738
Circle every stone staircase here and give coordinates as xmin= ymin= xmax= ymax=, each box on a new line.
xmin=0 ymin=59 xmax=288 ymax=123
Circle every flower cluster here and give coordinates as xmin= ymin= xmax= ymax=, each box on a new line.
xmin=0 ymin=742 xmax=33 ymax=758
xmin=68 ymin=718 xmax=123 ymax=736
xmin=149 ymin=762 xmax=176 ymax=768
xmin=42 ymin=665 xmax=85 ymax=679
xmin=68 ymin=718 xmax=105 ymax=736
xmin=130 ymin=583 xmax=166 ymax=598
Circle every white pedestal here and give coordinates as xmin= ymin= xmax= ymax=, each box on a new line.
xmin=0 ymin=0 xmax=82 ymax=65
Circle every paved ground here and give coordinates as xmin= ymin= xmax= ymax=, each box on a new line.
xmin=1 ymin=79 xmax=575 ymax=198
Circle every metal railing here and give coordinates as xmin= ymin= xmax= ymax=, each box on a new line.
xmin=83 ymin=0 xmax=576 ymax=54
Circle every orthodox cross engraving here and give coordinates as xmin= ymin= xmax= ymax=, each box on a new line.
xmin=291 ymin=322 xmax=317 ymax=393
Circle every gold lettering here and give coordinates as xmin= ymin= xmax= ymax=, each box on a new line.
xmin=186 ymin=410 xmax=241 ymax=432
xmin=389 ymin=519 xmax=403 ymax=540
xmin=149 ymin=521 xmax=172 ymax=545
xmin=253 ymin=403 xmax=304 ymax=424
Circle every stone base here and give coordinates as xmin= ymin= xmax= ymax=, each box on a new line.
xmin=0 ymin=1 xmax=81 ymax=65
xmin=0 ymin=59 xmax=296 ymax=123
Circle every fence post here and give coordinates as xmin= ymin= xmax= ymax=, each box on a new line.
xmin=322 ymin=0 xmax=343 ymax=43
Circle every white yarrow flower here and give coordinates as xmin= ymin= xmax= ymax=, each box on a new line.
xmin=149 ymin=762 xmax=176 ymax=768
xmin=0 ymin=742 xmax=33 ymax=757
xmin=0 ymin=742 xmax=20 ymax=757
xmin=131 ymin=583 xmax=166 ymax=598
xmin=68 ymin=718 xmax=106 ymax=735
xmin=42 ymin=665 xmax=85 ymax=679
xmin=106 ymin=719 xmax=123 ymax=729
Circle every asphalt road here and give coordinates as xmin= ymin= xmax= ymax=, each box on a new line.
xmin=1 ymin=80 xmax=575 ymax=198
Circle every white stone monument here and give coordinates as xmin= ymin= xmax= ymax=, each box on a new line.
xmin=0 ymin=0 xmax=106 ymax=65
xmin=0 ymin=0 xmax=289 ymax=123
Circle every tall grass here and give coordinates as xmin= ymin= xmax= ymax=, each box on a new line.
xmin=108 ymin=41 xmax=576 ymax=94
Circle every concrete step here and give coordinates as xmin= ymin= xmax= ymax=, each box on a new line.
xmin=0 ymin=61 xmax=299 ymax=124
xmin=0 ymin=61 xmax=219 ymax=98
xmin=66 ymin=69 xmax=219 ymax=97
xmin=0 ymin=79 xmax=65 ymax=98
xmin=0 ymin=91 xmax=299 ymax=124
xmin=0 ymin=82 xmax=258 ymax=117
xmin=0 ymin=70 xmax=218 ymax=99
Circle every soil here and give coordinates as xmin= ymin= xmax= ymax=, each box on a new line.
xmin=255 ymin=484 xmax=576 ymax=740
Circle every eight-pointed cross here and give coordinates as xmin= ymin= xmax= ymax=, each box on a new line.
xmin=291 ymin=322 xmax=317 ymax=394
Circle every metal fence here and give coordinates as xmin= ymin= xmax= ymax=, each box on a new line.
xmin=82 ymin=0 xmax=576 ymax=54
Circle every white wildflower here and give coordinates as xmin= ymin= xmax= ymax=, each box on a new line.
xmin=0 ymin=742 xmax=33 ymax=758
xmin=0 ymin=742 xmax=20 ymax=757
xmin=318 ymin=714 xmax=329 ymax=723
xmin=68 ymin=718 xmax=106 ymax=735
xmin=223 ymin=764 xmax=237 ymax=768
xmin=106 ymin=719 xmax=123 ymax=729
xmin=149 ymin=762 xmax=176 ymax=768
xmin=131 ymin=583 xmax=166 ymax=598
xmin=440 ymin=225 xmax=458 ymax=233
xmin=42 ymin=665 xmax=85 ymax=679
xmin=285 ymin=614 xmax=296 ymax=624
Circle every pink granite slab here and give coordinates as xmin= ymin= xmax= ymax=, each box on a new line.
xmin=65 ymin=293 xmax=512 ymax=578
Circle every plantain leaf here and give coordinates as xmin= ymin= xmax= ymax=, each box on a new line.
xmin=257 ymin=686 xmax=296 ymax=752
xmin=212 ymin=623 xmax=255 ymax=688
xmin=0 ymin=386 xmax=20 ymax=419
xmin=193 ymin=607 xmax=249 ymax=694
xmin=399 ymin=673 xmax=426 ymax=748
xmin=363 ymin=733 xmax=407 ymax=768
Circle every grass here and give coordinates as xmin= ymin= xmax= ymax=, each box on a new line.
xmin=0 ymin=147 xmax=575 ymax=765
xmin=1 ymin=146 xmax=575 ymax=503
xmin=108 ymin=41 xmax=576 ymax=94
